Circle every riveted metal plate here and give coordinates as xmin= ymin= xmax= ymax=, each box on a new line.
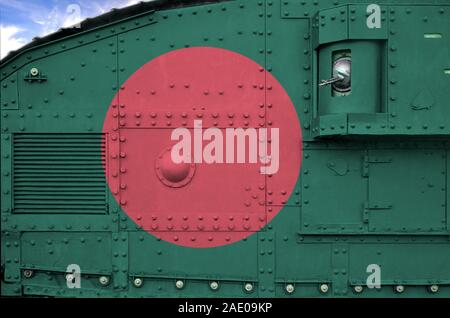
xmin=1 ymin=0 xmax=449 ymax=298
xmin=17 ymin=39 xmax=117 ymax=113
xmin=128 ymin=231 xmax=258 ymax=281
xmin=281 ymin=0 xmax=340 ymax=19
xmin=0 ymin=73 xmax=19 ymax=111
xmin=313 ymin=5 xmax=348 ymax=47
xmin=1 ymin=134 xmax=12 ymax=220
xmin=266 ymin=8 xmax=306 ymax=206
xmin=301 ymin=149 xmax=368 ymax=235
xmin=257 ymin=231 xmax=276 ymax=297
xmin=332 ymin=243 xmax=349 ymax=295
xmin=118 ymin=0 xmax=266 ymax=84
xmin=3 ymin=232 xmax=21 ymax=283
xmin=447 ymin=150 xmax=450 ymax=232
xmin=348 ymin=5 xmax=388 ymax=40
xmin=21 ymin=232 xmax=112 ymax=274
xmin=111 ymin=231 xmax=128 ymax=291
xmin=349 ymin=243 xmax=450 ymax=286
xmin=368 ymin=149 xmax=447 ymax=234
xmin=118 ymin=128 xmax=266 ymax=234
xmin=388 ymin=5 xmax=450 ymax=135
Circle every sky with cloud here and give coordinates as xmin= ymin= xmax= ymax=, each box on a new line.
xmin=0 ymin=0 xmax=154 ymax=59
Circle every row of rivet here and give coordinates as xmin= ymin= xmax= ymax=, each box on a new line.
xmin=0 ymin=8 xmax=158 ymax=79
xmin=133 ymin=278 xmax=256 ymax=293
xmin=22 ymin=268 xmax=444 ymax=295
xmin=284 ymin=283 xmax=441 ymax=294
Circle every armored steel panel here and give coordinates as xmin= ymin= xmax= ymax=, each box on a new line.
xmin=1 ymin=0 xmax=449 ymax=298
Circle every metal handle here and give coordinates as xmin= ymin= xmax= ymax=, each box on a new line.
xmin=319 ymin=74 xmax=345 ymax=87
xmin=319 ymin=56 xmax=351 ymax=94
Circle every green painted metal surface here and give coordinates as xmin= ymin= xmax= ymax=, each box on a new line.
xmin=1 ymin=0 xmax=449 ymax=298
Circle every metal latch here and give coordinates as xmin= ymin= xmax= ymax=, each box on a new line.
xmin=24 ymin=67 xmax=47 ymax=83
xmin=362 ymin=155 xmax=392 ymax=177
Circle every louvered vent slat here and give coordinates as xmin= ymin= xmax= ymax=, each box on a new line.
xmin=13 ymin=134 xmax=107 ymax=214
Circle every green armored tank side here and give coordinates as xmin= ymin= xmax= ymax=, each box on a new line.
xmin=1 ymin=0 xmax=449 ymax=298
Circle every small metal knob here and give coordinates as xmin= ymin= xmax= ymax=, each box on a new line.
xmin=319 ymin=283 xmax=329 ymax=293
xmin=429 ymin=285 xmax=439 ymax=293
xmin=176 ymin=280 xmax=185 ymax=289
xmin=395 ymin=285 xmax=405 ymax=293
xmin=354 ymin=285 xmax=364 ymax=293
xmin=319 ymin=57 xmax=351 ymax=93
xmin=244 ymin=283 xmax=254 ymax=292
xmin=99 ymin=276 xmax=110 ymax=286
xmin=30 ymin=68 xmax=39 ymax=77
xmin=210 ymin=281 xmax=219 ymax=291
xmin=133 ymin=277 xmax=143 ymax=287
xmin=285 ymin=284 xmax=295 ymax=294
xmin=23 ymin=269 xmax=34 ymax=278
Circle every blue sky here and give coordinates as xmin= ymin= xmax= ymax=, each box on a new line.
xmin=0 ymin=0 xmax=153 ymax=59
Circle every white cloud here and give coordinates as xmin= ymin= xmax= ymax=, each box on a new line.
xmin=0 ymin=24 xmax=28 ymax=59
xmin=122 ymin=0 xmax=148 ymax=7
xmin=62 ymin=5 xmax=84 ymax=29
xmin=0 ymin=0 xmax=157 ymax=58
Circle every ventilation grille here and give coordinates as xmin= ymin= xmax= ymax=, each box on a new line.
xmin=13 ymin=134 xmax=107 ymax=214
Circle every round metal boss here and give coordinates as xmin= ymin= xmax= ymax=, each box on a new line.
xmin=155 ymin=147 xmax=196 ymax=188
xmin=354 ymin=285 xmax=364 ymax=293
xmin=176 ymin=280 xmax=185 ymax=289
xmin=133 ymin=278 xmax=143 ymax=287
xmin=23 ymin=269 xmax=34 ymax=278
xmin=285 ymin=284 xmax=295 ymax=294
xmin=332 ymin=57 xmax=351 ymax=93
xmin=210 ymin=281 xmax=219 ymax=291
xmin=244 ymin=283 xmax=254 ymax=293
xmin=99 ymin=276 xmax=110 ymax=286
xmin=30 ymin=68 xmax=39 ymax=77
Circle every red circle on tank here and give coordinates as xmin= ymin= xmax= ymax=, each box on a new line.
xmin=103 ymin=47 xmax=302 ymax=248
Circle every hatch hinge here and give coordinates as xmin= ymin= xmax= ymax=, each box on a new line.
xmin=24 ymin=67 xmax=47 ymax=83
xmin=362 ymin=155 xmax=392 ymax=177
xmin=24 ymin=73 xmax=47 ymax=83
xmin=363 ymin=201 xmax=393 ymax=223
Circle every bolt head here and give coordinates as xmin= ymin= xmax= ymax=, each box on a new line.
xmin=354 ymin=285 xmax=364 ymax=293
xmin=23 ymin=270 xmax=34 ymax=278
xmin=395 ymin=285 xmax=405 ymax=293
xmin=244 ymin=283 xmax=254 ymax=292
xmin=99 ymin=276 xmax=110 ymax=286
xmin=320 ymin=283 xmax=329 ymax=293
xmin=176 ymin=280 xmax=185 ymax=289
xmin=285 ymin=284 xmax=295 ymax=294
xmin=133 ymin=278 xmax=143 ymax=287
xmin=210 ymin=281 xmax=219 ymax=290
xmin=429 ymin=285 xmax=439 ymax=293
xmin=30 ymin=68 xmax=39 ymax=77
